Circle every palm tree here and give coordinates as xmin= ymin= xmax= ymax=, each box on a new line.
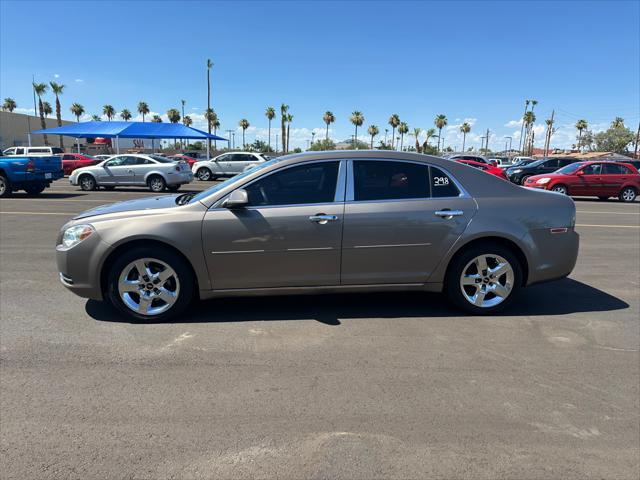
xmin=49 ymin=81 xmax=65 ymax=148
xmin=323 ymin=111 xmax=335 ymax=140
xmin=33 ymin=82 xmax=48 ymax=145
xmin=350 ymin=111 xmax=364 ymax=149
xmin=388 ymin=114 xmax=400 ymax=149
xmin=151 ymin=115 xmax=162 ymax=123
xmin=518 ymin=99 xmax=530 ymax=154
xmin=103 ymin=104 xmax=115 ymax=121
xmin=167 ymin=108 xmax=181 ymax=124
xmin=423 ymin=128 xmax=436 ymax=152
xmin=205 ymin=108 xmax=219 ymax=149
xmin=460 ymin=122 xmax=471 ymax=152
xmin=398 ymin=122 xmax=409 ymax=150
xmin=91 ymin=114 xmax=101 ymax=121
xmin=523 ymin=111 xmax=536 ymax=155
xmin=434 ymin=114 xmax=448 ymax=152
xmin=574 ymin=119 xmax=588 ymax=152
xmin=137 ymin=101 xmax=150 ymax=122
xmin=612 ymin=117 xmax=625 ymax=128
xmin=42 ymin=101 xmax=52 ymax=117
xmin=120 ymin=109 xmax=132 ymax=121
xmin=239 ymin=118 xmax=250 ymax=147
xmin=280 ymin=104 xmax=289 ymax=153
xmin=265 ymin=107 xmax=276 ymax=151
xmin=206 ymin=59 xmax=214 ymax=151
xmin=286 ymin=114 xmax=293 ymax=152
xmin=412 ymin=127 xmax=422 ymax=152
xmin=367 ymin=125 xmax=379 ymax=148
xmin=70 ymin=103 xmax=84 ymax=122
xmin=183 ymin=115 xmax=192 ymax=127
xmin=2 ymin=97 xmax=17 ymax=112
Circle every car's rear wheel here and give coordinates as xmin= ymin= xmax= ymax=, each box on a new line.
xmin=196 ymin=167 xmax=212 ymax=181
xmin=551 ymin=184 xmax=568 ymax=195
xmin=445 ymin=243 xmax=522 ymax=315
xmin=106 ymin=246 xmax=194 ymax=322
xmin=24 ymin=184 xmax=46 ymax=196
xmin=0 ymin=174 xmax=11 ymax=198
xmin=148 ymin=175 xmax=166 ymax=192
xmin=79 ymin=174 xmax=96 ymax=191
xmin=619 ymin=186 xmax=637 ymax=203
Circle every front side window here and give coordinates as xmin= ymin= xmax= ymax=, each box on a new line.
xmin=353 ymin=161 xmax=430 ymax=201
xmin=15 ymin=148 xmax=24 ymax=155
xmin=430 ymin=166 xmax=461 ymax=197
xmin=581 ymin=164 xmax=602 ymax=175
xmin=245 ymin=161 xmax=339 ymax=206
xmin=105 ymin=156 xmax=133 ymax=167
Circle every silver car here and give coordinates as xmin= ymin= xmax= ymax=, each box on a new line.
xmin=192 ymin=151 xmax=268 ymax=181
xmin=56 ymin=151 xmax=579 ymax=321
xmin=69 ymin=154 xmax=193 ymax=192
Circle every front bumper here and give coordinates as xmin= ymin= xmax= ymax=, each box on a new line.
xmin=56 ymin=231 xmax=112 ymax=301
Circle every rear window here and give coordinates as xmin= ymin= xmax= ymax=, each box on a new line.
xmin=603 ymin=163 xmax=632 ymax=174
xmin=149 ymin=155 xmax=173 ymax=163
xmin=430 ymin=166 xmax=460 ymax=197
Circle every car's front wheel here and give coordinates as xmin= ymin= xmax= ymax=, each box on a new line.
xmin=148 ymin=175 xmax=166 ymax=192
xmin=619 ymin=186 xmax=637 ymax=203
xmin=106 ymin=246 xmax=194 ymax=322
xmin=445 ymin=244 xmax=522 ymax=314
xmin=79 ymin=174 xmax=97 ymax=191
xmin=551 ymin=184 xmax=568 ymax=195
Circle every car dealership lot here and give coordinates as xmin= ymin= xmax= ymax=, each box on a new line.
xmin=1 ymin=180 xmax=639 ymax=479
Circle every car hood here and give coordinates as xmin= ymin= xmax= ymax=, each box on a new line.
xmin=74 ymin=195 xmax=179 ymax=219
xmin=527 ymin=172 xmax=565 ymax=181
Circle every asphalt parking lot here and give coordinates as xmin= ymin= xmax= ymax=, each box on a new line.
xmin=1 ymin=179 xmax=639 ymax=479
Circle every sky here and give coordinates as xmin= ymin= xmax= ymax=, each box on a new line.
xmin=1 ymin=0 xmax=639 ymax=151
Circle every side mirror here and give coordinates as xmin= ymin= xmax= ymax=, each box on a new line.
xmin=576 ymin=170 xmax=584 ymax=176
xmin=224 ymin=188 xmax=249 ymax=208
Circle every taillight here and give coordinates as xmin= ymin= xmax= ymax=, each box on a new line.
xmin=26 ymin=160 xmax=35 ymax=172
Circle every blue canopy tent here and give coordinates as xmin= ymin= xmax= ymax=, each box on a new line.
xmin=32 ymin=121 xmax=228 ymax=158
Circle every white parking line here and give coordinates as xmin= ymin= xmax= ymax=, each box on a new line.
xmin=0 ymin=212 xmax=72 ymax=216
xmin=576 ymin=211 xmax=639 ymax=215
xmin=576 ymin=224 xmax=640 ymax=229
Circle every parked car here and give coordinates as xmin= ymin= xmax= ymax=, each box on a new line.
xmin=455 ymin=159 xmax=508 ymax=180
xmin=68 ymin=154 xmax=193 ymax=192
xmin=622 ymin=159 xmax=640 ymax=171
xmin=524 ymin=161 xmax=639 ymax=202
xmin=182 ymin=151 xmax=208 ymax=160
xmin=169 ymin=154 xmax=198 ymax=168
xmin=448 ymin=154 xmax=491 ymax=165
xmin=511 ymin=156 xmax=535 ymax=165
xmin=62 ymin=153 xmax=100 ymax=175
xmin=56 ymin=151 xmax=579 ymax=322
xmin=3 ymin=146 xmax=64 ymax=156
xmin=505 ymin=157 xmax=578 ymax=184
xmin=0 ymin=155 xmax=64 ymax=197
xmin=93 ymin=155 xmax=114 ymax=162
xmin=192 ymin=151 xmax=268 ymax=181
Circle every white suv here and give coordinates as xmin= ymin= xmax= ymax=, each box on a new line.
xmin=3 ymin=146 xmax=64 ymax=156
xmin=192 ymin=152 xmax=268 ymax=181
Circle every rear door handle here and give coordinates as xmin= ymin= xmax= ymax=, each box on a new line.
xmin=309 ymin=214 xmax=338 ymax=224
xmin=435 ymin=210 xmax=464 ymax=218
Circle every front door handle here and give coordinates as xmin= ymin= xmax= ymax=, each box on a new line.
xmin=435 ymin=209 xmax=464 ymax=219
xmin=309 ymin=214 xmax=338 ymax=224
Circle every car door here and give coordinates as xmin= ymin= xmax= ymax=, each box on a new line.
xmin=602 ymin=163 xmax=630 ymax=196
xmin=576 ymin=163 xmax=603 ymax=195
xmin=211 ymin=154 xmax=230 ymax=175
xmin=341 ymin=160 xmax=477 ymax=285
xmin=98 ymin=156 xmax=136 ymax=185
xmin=130 ymin=156 xmax=155 ymax=184
xmin=224 ymin=153 xmax=246 ymax=174
xmin=202 ymin=160 xmax=345 ymax=289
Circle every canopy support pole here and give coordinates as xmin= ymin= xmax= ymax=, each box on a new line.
xmin=206 ymin=139 xmax=210 ymax=159
xmin=77 ymin=138 xmax=80 ymax=154
xmin=152 ymin=139 xmax=155 ymax=153
xmin=116 ymin=135 xmax=120 ymax=154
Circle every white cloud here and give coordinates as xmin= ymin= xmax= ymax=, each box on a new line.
xmin=505 ymin=119 xmax=522 ymax=128
xmin=74 ymin=78 xmax=83 ymax=83
xmin=14 ymin=107 xmax=36 ymax=115
xmin=54 ymin=74 xmax=60 ymax=78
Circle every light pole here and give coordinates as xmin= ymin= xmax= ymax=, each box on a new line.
xmin=232 ymin=132 xmax=236 ymax=149
xmin=225 ymin=129 xmax=233 ymax=151
xmin=311 ymin=131 xmax=316 ymax=145
xmin=384 ymin=129 xmax=388 ymax=145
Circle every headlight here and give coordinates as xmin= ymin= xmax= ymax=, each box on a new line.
xmin=62 ymin=224 xmax=95 ymax=248
xmin=511 ymin=169 xmax=522 ymax=173
xmin=535 ymin=178 xmax=551 ymax=184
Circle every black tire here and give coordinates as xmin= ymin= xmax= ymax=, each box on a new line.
xmin=167 ymin=184 xmax=181 ymax=192
xmin=519 ymin=175 xmax=531 ymax=185
xmin=619 ymin=186 xmax=637 ymax=203
xmin=551 ymin=184 xmax=568 ymax=195
xmin=196 ymin=167 xmax=212 ymax=181
xmin=24 ymin=184 xmax=46 ymax=196
xmin=445 ymin=242 xmax=523 ymax=315
xmin=106 ymin=245 xmax=194 ymax=322
xmin=598 ymin=196 xmax=609 ymax=201
xmin=0 ymin=174 xmax=11 ymax=198
xmin=147 ymin=175 xmax=166 ymax=192
xmin=103 ymin=186 xmax=116 ymax=191
xmin=79 ymin=174 xmax=97 ymax=191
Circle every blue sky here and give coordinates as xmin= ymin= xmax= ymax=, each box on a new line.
xmin=1 ymin=0 xmax=638 ymax=150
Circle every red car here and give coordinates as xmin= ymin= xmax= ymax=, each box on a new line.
xmin=524 ymin=161 xmax=639 ymax=202
xmin=61 ymin=153 xmax=100 ymax=175
xmin=454 ymin=159 xmax=508 ymax=180
xmin=169 ymin=154 xmax=198 ymax=168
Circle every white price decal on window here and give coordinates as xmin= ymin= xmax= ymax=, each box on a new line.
xmin=433 ymin=176 xmax=450 ymax=186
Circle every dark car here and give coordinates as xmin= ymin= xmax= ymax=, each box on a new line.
xmin=506 ymin=157 xmax=578 ymax=185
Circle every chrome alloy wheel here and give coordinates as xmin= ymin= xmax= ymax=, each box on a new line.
xmin=621 ymin=187 xmax=636 ymax=202
xmin=459 ymin=254 xmax=514 ymax=308
xmin=0 ymin=176 xmax=6 ymax=196
xmin=149 ymin=177 xmax=165 ymax=192
xmin=118 ymin=258 xmax=180 ymax=316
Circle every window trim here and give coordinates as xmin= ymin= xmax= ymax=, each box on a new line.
xmin=212 ymin=159 xmax=347 ymax=210
xmin=345 ymin=158 xmax=469 ymax=203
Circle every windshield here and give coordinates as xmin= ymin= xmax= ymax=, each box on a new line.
xmin=186 ymin=158 xmax=281 ymax=204
xmin=525 ymin=159 xmax=546 ymax=168
xmin=556 ymin=162 xmax=585 ymax=175
xmin=513 ymin=158 xmax=534 ymax=167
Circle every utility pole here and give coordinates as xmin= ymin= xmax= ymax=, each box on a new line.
xmin=505 ymin=136 xmax=512 ymax=158
xmin=485 ymin=128 xmax=490 ymax=153
xmin=275 ymin=134 xmax=279 ymax=153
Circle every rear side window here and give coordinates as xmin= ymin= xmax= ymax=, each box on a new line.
xmin=603 ymin=163 xmax=631 ymax=174
xmin=353 ymin=161 xmax=430 ymax=201
xmin=430 ymin=166 xmax=460 ymax=197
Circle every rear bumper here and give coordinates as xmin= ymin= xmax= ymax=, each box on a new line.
xmin=525 ymin=228 xmax=579 ymax=286
xmin=166 ymin=171 xmax=193 ymax=185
